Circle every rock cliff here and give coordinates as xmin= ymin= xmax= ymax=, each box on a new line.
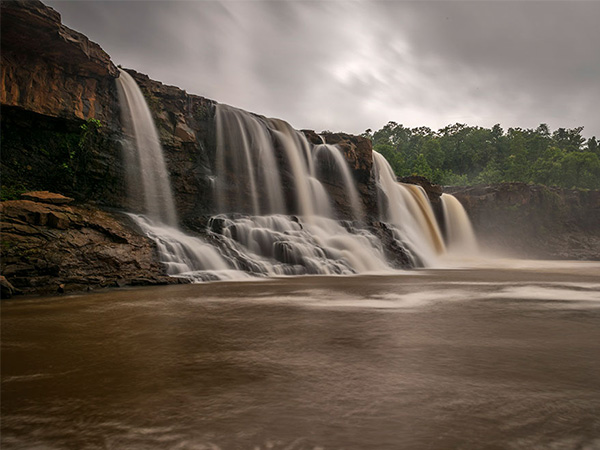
xmin=1 ymin=0 xmax=118 ymax=123
xmin=1 ymin=0 xmax=386 ymax=295
xmin=447 ymin=183 xmax=600 ymax=260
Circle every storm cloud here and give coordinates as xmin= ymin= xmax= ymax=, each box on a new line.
xmin=47 ymin=0 xmax=600 ymax=137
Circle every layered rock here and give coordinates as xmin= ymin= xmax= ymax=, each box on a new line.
xmin=1 ymin=0 xmax=118 ymax=124
xmin=0 ymin=197 xmax=177 ymax=296
xmin=447 ymin=183 xmax=600 ymax=260
xmin=0 ymin=0 xmax=402 ymax=295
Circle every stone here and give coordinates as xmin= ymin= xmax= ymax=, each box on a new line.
xmin=1 ymin=0 xmax=118 ymax=123
xmin=174 ymin=122 xmax=196 ymax=143
xmin=0 ymin=200 xmax=169 ymax=296
xmin=446 ymin=183 xmax=600 ymax=260
xmin=1 ymin=275 xmax=18 ymax=299
xmin=398 ymin=176 xmax=443 ymax=201
xmin=21 ymin=191 xmax=74 ymax=205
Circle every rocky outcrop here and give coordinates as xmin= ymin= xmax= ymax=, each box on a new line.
xmin=1 ymin=1 xmax=126 ymax=207
xmin=398 ymin=175 xmax=445 ymax=227
xmin=0 ymin=197 xmax=179 ymax=296
xmin=1 ymin=0 xmax=118 ymax=124
xmin=447 ymin=183 xmax=600 ymax=260
xmin=0 ymin=0 xmax=411 ymax=296
xmin=399 ymin=176 xmax=443 ymax=201
xmin=303 ymin=130 xmax=378 ymax=219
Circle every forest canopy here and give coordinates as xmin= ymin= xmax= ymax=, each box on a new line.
xmin=364 ymin=123 xmax=600 ymax=189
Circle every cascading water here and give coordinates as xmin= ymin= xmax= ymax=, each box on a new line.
xmin=116 ymin=69 xmax=239 ymax=280
xmin=116 ymin=69 xmax=178 ymax=226
xmin=372 ymin=151 xmax=446 ymax=266
xmin=117 ymin=72 xmax=479 ymax=281
xmin=314 ymin=144 xmax=364 ymax=221
xmin=441 ymin=193 xmax=478 ymax=255
xmin=211 ymin=104 xmax=392 ymax=275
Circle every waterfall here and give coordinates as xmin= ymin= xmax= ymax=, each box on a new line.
xmin=441 ymin=193 xmax=478 ymax=255
xmin=314 ymin=144 xmax=364 ymax=221
xmin=116 ymin=69 xmax=178 ymax=226
xmin=117 ymin=75 xmax=479 ymax=281
xmin=372 ymin=151 xmax=446 ymax=266
xmin=211 ymin=104 xmax=392 ymax=274
xmin=215 ymin=105 xmax=285 ymax=215
xmin=116 ymin=69 xmax=241 ymax=280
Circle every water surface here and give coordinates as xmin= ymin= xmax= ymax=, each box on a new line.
xmin=2 ymin=262 xmax=600 ymax=449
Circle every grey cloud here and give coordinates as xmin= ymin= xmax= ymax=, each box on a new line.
xmin=46 ymin=0 xmax=599 ymax=137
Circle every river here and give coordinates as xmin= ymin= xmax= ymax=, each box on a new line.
xmin=2 ymin=260 xmax=600 ymax=449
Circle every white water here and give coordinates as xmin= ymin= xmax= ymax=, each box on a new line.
xmin=116 ymin=69 xmax=178 ymax=226
xmin=314 ymin=144 xmax=364 ymax=221
xmin=215 ymin=105 xmax=284 ymax=215
xmin=372 ymin=151 xmax=446 ymax=266
xmin=117 ymin=71 xmax=245 ymax=280
xmin=117 ymin=76 xmax=479 ymax=281
xmin=208 ymin=214 xmax=389 ymax=276
xmin=130 ymin=214 xmax=241 ymax=281
xmin=441 ymin=193 xmax=478 ymax=255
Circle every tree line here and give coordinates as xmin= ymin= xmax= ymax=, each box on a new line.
xmin=363 ymin=123 xmax=600 ymax=189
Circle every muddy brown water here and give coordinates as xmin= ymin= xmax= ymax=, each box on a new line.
xmin=2 ymin=261 xmax=600 ymax=449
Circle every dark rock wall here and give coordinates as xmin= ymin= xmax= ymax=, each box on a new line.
xmin=447 ymin=183 xmax=600 ymax=260
xmin=304 ymin=131 xmax=379 ymax=220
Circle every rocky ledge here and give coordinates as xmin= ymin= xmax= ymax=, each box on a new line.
xmin=0 ymin=194 xmax=182 ymax=297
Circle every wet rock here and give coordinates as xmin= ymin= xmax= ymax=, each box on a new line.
xmin=1 ymin=276 xmax=19 ymax=299
xmin=318 ymin=132 xmax=373 ymax=184
xmin=174 ymin=122 xmax=196 ymax=143
xmin=0 ymin=199 xmax=168 ymax=296
xmin=399 ymin=176 xmax=443 ymax=201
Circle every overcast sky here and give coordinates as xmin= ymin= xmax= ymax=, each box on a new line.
xmin=46 ymin=0 xmax=600 ymax=137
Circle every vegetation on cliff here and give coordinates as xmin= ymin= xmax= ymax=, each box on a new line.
xmin=366 ymin=122 xmax=600 ymax=189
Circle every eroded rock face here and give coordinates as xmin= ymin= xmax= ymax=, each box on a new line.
xmin=320 ymin=132 xmax=373 ymax=184
xmin=1 ymin=0 xmax=119 ymax=124
xmin=1 ymin=1 xmax=126 ymax=207
xmin=399 ymin=176 xmax=443 ymax=201
xmin=447 ymin=183 xmax=600 ymax=260
xmin=399 ymin=175 xmax=445 ymax=227
xmin=0 ymin=198 xmax=179 ymax=295
xmin=303 ymin=130 xmax=378 ymax=220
